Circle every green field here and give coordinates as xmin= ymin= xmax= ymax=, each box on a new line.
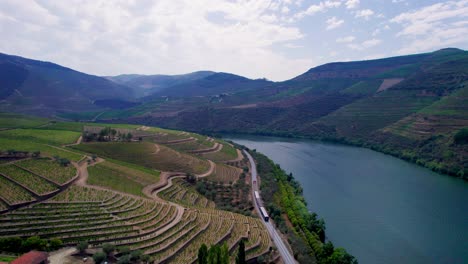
xmin=0 ymin=128 xmax=80 ymax=146
xmin=0 ymin=138 xmax=83 ymax=161
xmin=87 ymin=163 xmax=147 ymax=196
xmin=0 ymin=113 xmax=49 ymax=129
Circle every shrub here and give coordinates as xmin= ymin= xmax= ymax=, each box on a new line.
xmin=93 ymin=251 xmax=107 ymax=264
xmin=454 ymin=128 xmax=468 ymax=144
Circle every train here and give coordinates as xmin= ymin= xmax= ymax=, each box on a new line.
xmin=259 ymin=206 xmax=269 ymax=222
xmin=254 ymin=191 xmax=269 ymax=222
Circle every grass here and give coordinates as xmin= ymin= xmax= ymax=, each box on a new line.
xmin=0 ymin=138 xmax=83 ymax=161
xmin=0 ymin=255 xmax=16 ymax=262
xmin=200 ymin=141 xmax=238 ymax=162
xmin=72 ymin=142 xmax=209 ymax=174
xmin=341 ymin=79 xmax=382 ymax=95
xmin=87 ymin=163 xmax=146 ymax=196
xmin=0 ymin=128 xmax=80 ymax=146
xmin=0 ymin=112 xmax=49 ymax=129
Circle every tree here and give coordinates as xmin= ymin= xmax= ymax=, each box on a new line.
xmin=130 ymin=250 xmax=142 ymax=261
xmin=21 ymin=236 xmax=47 ymax=252
xmin=118 ymin=246 xmax=130 ymax=255
xmin=48 ymin=238 xmax=63 ymax=251
xmin=117 ymin=254 xmax=131 ymax=264
xmin=126 ymin=133 xmax=133 ymax=142
xmin=236 ymin=239 xmax=246 ymax=264
xmin=198 ymin=244 xmax=208 ymax=264
xmin=140 ymin=254 xmax=151 ymax=263
xmin=322 ymin=247 xmax=357 ymax=264
xmin=93 ymin=251 xmax=107 ymax=264
xmin=102 ymin=243 xmax=115 ymax=257
xmin=454 ymin=128 xmax=468 ymax=144
xmin=77 ymin=241 xmax=89 ymax=255
xmin=220 ymin=243 xmax=229 ymax=264
xmin=0 ymin=237 xmax=22 ymax=253
xmin=58 ymin=158 xmax=71 ymax=167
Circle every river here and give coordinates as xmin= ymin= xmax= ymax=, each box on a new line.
xmin=225 ymin=135 xmax=468 ymax=264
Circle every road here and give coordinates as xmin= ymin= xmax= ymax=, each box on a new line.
xmin=243 ymin=150 xmax=296 ymax=264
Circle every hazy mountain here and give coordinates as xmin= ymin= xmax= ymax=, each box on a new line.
xmin=0 ymin=53 xmax=135 ymax=117
xmin=106 ymin=71 xmax=215 ymax=97
xmin=112 ymin=48 xmax=468 ymax=178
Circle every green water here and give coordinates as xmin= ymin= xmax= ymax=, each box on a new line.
xmin=226 ymin=135 xmax=468 ymax=264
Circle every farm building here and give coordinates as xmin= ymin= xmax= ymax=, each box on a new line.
xmin=11 ymin=251 xmax=49 ymax=264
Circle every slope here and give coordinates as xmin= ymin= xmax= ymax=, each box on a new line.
xmin=0 ymin=53 xmax=134 ymax=116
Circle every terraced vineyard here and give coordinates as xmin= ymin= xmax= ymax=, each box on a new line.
xmin=207 ymin=163 xmax=242 ymax=184
xmin=200 ymin=141 xmax=239 ymax=162
xmin=158 ymin=178 xmax=215 ymax=208
xmin=0 ymin=176 xmax=36 ymax=205
xmin=73 ymin=142 xmax=210 ymax=175
xmin=0 ymin=165 xmax=58 ymax=195
xmin=0 ymin=115 xmax=273 ymax=263
xmin=0 ymin=185 xmax=270 ymax=262
xmin=16 ymin=158 xmax=77 ymax=185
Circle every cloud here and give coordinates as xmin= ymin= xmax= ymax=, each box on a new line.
xmin=0 ymin=0 xmax=314 ymax=81
xmin=355 ymin=9 xmax=374 ymax=19
xmin=294 ymin=1 xmax=342 ymax=19
xmin=347 ymin=38 xmax=382 ymax=50
xmin=345 ymin=0 xmax=360 ymax=9
xmin=391 ymin=0 xmax=468 ymax=54
xmin=336 ymin=36 xmax=355 ymax=43
xmin=326 ymin=16 xmax=344 ymax=30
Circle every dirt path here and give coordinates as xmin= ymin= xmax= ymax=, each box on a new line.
xmin=74 ymin=157 xmax=104 ymax=187
xmin=195 ymin=160 xmax=215 ymax=178
xmin=164 ymin=137 xmax=196 ymax=145
xmin=63 ymin=136 xmax=82 ymax=147
xmin=154 ymin=144 xmax=160 ymax=154
xmin=49 ymin=247 xmax=78 ymax=264
xmin=224 ymin=149 xmax=244 ymax=163
xmin=190 ymin=142 xmax=223 ymax=154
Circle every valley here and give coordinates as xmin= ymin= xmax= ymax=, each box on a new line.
xmin=0 ymin=114 xmax=277 ymax=263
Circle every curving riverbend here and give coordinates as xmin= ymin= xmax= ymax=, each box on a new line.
xmin=226 ymin=135 xmax=468 ymax=264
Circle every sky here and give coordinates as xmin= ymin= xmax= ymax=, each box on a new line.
xmin=0 ymin=0 xmax=467 ymax=81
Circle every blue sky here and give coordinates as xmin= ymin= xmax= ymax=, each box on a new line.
xmin=0 ymin=0 xmax=467 ymax=81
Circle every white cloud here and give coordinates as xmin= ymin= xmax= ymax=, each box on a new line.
xmin=391 ymin=0 xmax=468 ymax=54
xmin=0 ymin=0 xmax=314 ymax=81
xmin=355 ymin=9 xmax=374 ymax=19
xmin=336 ymin=36 xmax=355 ymax=43
xmin=347 ymin=38 xmax=382 ymax=50
xmin=345 ymin=0 xmax=360 ymax=9
xmin=326 ymin=16 xmax=344 ymax=30
xmin=294 ymin=1 xmax=342 ymax=19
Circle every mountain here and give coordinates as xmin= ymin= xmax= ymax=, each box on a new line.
xmin=147 ymin=72 xmax=273 ymax=98
xmin=109 ymin=48 xmax=467 ymax=178
xmin=0 ymin=53 xmax=135 ymax=117
xmin=0 ymin=48 xmax=466 ymax=178
xmin=106 ymin=71 xmax=215 ymax=97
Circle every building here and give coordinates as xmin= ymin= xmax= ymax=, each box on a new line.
xmin=11 ymin=251 xmax=49 ymax=264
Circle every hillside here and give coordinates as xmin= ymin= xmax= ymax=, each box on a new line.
xmin=0 ymin=114 xmax=273 ymax=263
xmin=107 ymin=71 xmax=215 ymax=97
xmin=0 ymin=53 xmax=135 ymax=117
xmin=0 ymin=49 xmax=466 ymax=178
xmin=113 ymin=48 xmax=468 ymax=178
xmin=0 ymin=113 xmax=358 ymax=263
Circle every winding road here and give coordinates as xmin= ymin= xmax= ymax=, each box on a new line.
xmin=243 ymin=150 xmax=296 ymax=264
